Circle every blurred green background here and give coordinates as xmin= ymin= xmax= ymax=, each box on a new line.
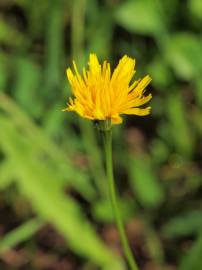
xmin=0 ymin=0 xmax=202 ymax=269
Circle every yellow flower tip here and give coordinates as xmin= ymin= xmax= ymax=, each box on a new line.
xmin=62 ymin=105 xmax=73 ymax=112
xmin=62 ymin=108 xmax=68 ymax=112
xmin=63 ymin=53 xmax=152 ymax=124
xmin=89 ymin=53 xmax=98 ymax=61
xmin=66 ymin=68 xmax=74 ymax=82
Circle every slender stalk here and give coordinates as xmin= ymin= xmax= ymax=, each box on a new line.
xmin=103 ymin=127 xmax=139 ymax=270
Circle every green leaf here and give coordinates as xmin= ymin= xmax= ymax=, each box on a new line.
xmin=194 ymin=76 xmax=202 ymax=107
xmin=0 ymin=53 xmax=8 ymax=90
xmin=188 ymin=0 xmax=202 ymax=22
xmin=13 ymin=57 xmax=42 ymax=118
xmin=0 ymin=93 xmax=95 ymax=200
xmin=44 ymin=0 xmax=64 ymax=94
xmin=166 ymin=92 xmax=194 ymax=157
xmin=147 ymin=57 xmax=173 ymax=89
xmin=0 ymin=19 xmax=25 ymax=47
xmin=150 ymin=139 xmax=170 ymax=165
xmin=114 ymin=0 xmax=165 ymax=36
xmin=162 ymin=211 xmax=202 ymax=238
xmin=166 ymin=33 xmax=202 ymax=80
xmin=0 ymin=160 xmax=14 ymax=190
xmin=180 ymin=233 xmax=202 ymax=270
xmin=128 ymin=153 xmax=164 ymax=208
xmin=0 ymin=218 xmax=44 ymax=253
xmin=92 ymin=198 xmax=135 ymax=223
xmin=0 ymin=96 xmax=125 ymax=269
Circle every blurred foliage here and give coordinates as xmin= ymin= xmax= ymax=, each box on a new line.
xmin=0 ymin=0 xmax=202 ymax=269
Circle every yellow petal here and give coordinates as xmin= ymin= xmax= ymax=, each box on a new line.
xmin=89 ymin=53 xmax=101 ymax=75
xmin=134 ymin=75 xmax=152 ymax=95
xmin=111 ymin=55 xmax=135 ymax=82
xmin=123 ymin=106 xmax=151 ymax=116
xmin=123 ymin=93 xmax=152 ymax=110
xmin=111 ymin=115 xmax=123 ymax=124
xmin=66 ymin=68 xmax=74 ymax=84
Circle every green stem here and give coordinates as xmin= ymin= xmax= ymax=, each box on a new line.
xmin=103 ymin=128 xmax=139 ymax=270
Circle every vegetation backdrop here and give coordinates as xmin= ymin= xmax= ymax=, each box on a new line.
xmin=0 ymin=0 xmax=202 ymax=269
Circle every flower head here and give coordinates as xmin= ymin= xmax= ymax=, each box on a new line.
xmin=63 ymin=54 xmax=152 ymax=124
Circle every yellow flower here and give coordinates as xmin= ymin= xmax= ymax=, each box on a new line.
xmin=63 ymin=54 xmax=152 ymax=124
